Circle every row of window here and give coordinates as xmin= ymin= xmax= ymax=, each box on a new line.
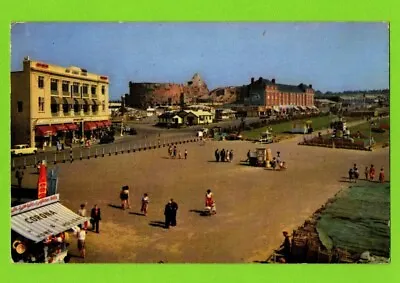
xmin=38 ymin=76 xmax=106 ymax=95
xmin=16 ymin=98 xmax=106 ymax=113
xmin=51 ymin=104 xmax=102 ymax=114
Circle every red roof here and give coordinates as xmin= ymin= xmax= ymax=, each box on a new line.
xmin=36 ymin=126 xmax=56 ymax=136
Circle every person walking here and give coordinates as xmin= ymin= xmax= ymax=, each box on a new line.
xmin=15 ymin=169 xmax=24 ymax=189
xmin=168 ymin=146 xmax=172 ymax=158
xmin=164 ymin=200 xmax=174 ymax=229
xmin=140 ymin=193 xmax=149 ymax=216
xmin=353 ymin=164 xmax=359 ymax=183
xmin=379 ymin=167 xmax=385 ymax=183
xmin=247 ymin=150 xmax=251 ymax=162
xmin=348 ymin=167 xmax=354 ymax=183
xmin=76 ymin=227 xmax=87 ymax=258
xmin=120 ymin=185 xmax=130 ymax=210
xmin=369 ymin=164 xmax=376 ymax=182
xmin=229 ymin=150 xmax=233 ymax=163
xmin=170 ymin=199 xmax=178 ymax=227
xmin=178 ymin=150 xmax=182 ymax=159
xmin=184 ymin=149 xmax=188 ymax=160
xmin=215 ymin=149 xmax=220 ymax=162
xmin=77 ymin=203 xmax=88 ymax=230
xmin=90 ymin=204 xmax=102 ymax=233
xmin=173 ymin=146 xmax=177 ymax=159
xmin=364 ymin=166 xmax=369 ymax=181
xmin=221 ymin=149 xmax=226 ymax=162
xmin=226 ymin=150 xmax=230 ymax=162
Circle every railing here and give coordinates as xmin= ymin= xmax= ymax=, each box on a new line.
xmin=62 ymin=91 xmax=70 ymax=97
xmin=11 ymin=135 xmax=200 ymax=170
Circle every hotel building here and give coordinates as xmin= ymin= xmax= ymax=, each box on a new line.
xmin=11 ymin=58 xmax=111 ymax=148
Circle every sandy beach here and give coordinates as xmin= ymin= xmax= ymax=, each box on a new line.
xmin=11 ymin=137 xmax=390 ymax=263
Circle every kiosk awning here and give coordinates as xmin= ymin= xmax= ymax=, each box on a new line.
xmin=11 ymin=194 xmax=86 ymax=243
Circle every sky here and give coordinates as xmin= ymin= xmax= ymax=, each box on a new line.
xmin=11 ymin=23 xmax=389 ymax=99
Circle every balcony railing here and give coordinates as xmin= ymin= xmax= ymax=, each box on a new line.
xmin=73 ymin=92 xmax=80 ymax=98
xmin=51 ymin=90 xmax=59 ymax=96
xmin=62 ymin=91 xmax=70 ymax=96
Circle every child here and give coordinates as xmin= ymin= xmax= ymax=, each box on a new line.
xmin=348 ymin=168 xmax=354 ymax=183
xmin=369 ymin=164 xmax=376 ymax=182
xmin=364 ymin=166 xmax=369 ymax=181
xmin=184 ymin=149 xmax=188 ymax=160
xmin=141 ymin=193 xmax=149 ymax=216
xmin=379 ymin=167 xmax=385 ymax=183
xmin=353 ymin=164 xmax=359 ymax=183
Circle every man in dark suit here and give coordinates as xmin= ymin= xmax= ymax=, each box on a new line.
xmin=170 ymin=199 xmax=178 ymax=227
xmin=164 ymin=200 xmax=173 ymax=229
xmin=90 ymin=204 xmax=101 ymax=233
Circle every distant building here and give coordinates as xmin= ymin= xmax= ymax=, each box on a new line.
xmin=11 ymin=57 xmax=110 ymax=148
xmin=125 ymin=73 xmax=209 ymax=109
xmin=157 ymin=109 xmax=213 ymax=127
xmin=109 ymin=100 xmax=122 ymax=115
xmin=237 ymin=77 xmax=316 ymax=117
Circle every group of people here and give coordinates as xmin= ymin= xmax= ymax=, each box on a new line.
xmin=75 ymin=203 xmax=102 ymax=258
xmin=168 ymin=145 xmax=188 ymax=159
xmin=119 ymin=185 xmax=150 ymax=215
xmin=348 ymin=163 xmax=385 ymax=183
xmin=214 ymin=149 xmax=234 ymax=162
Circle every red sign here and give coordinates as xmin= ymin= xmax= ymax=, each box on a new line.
xmin=11 ymin=194 xmax=59 ymax=216
xmin=100 ymin=76 xmax=108 ymax=80
xmin=36 ymin=63 xmax=49 ymax=69
xmin=38 ymin=164 xmax=48 ymax=199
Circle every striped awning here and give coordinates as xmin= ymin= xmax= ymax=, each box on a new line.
xmin=51 ymin=97 xmax=62 ymax=104
xmin=92 ymin=99 xmax=100 ymax=106
xmin=11 ymin=199 xmax=87 ymax=243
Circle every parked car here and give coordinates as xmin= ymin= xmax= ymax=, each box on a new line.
xmin=11 ymin=144 xmax=38 ymax=156
xmin=99 ymin=135 xmax=115 ymax=144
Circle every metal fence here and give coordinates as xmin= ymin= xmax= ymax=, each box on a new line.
xmin=11 ymin=135 xmax=200 ymax=171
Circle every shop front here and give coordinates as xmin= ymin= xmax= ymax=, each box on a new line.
xmin=11 ymin=194 xmax=87 ymax=263
xmin=35 ymin=125 xmax=56 ymax=148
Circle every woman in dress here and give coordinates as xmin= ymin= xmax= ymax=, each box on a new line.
xmin=120 ymin=185 xmax=130 ymax=210
xmin=369 ymin=164 xmax=376 ymax=182
xmin=205 ymin=189 xmax=216 ymax=215
xmin=140 ymin=193 xmax=149 ymax=216
xmin=379 ymin=167 xmax=385 ymax=183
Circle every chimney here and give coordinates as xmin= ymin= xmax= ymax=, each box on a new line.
xmin=271 ymin=78 xmax=276 ymax=84
xmin=309 ymin=84 xmax=312 ymax=88
xmin=251 ymin=77 xmax=254 ymax=84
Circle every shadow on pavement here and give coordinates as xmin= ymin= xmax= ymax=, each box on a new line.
xmin=189 ymin=209 xmax=209 ymax=217
xmin=108 ymin=204 xmax=123 ymax=210
xmin=149 ymin=221 xmax=167 ymax=229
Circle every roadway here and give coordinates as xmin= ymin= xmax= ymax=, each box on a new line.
xmin=11 ymin=117 xmax=260 ymax=169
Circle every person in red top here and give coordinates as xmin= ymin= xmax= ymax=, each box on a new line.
xmin=379 ymin=167 xmax=385 ymax=183
xmin=205 ymin=189 xmax=216 ymax=215
xmin=369 ymin=164 xmax=376 ymax=182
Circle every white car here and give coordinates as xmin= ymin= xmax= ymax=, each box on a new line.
xmin=11 ymin=144 xmax=38 ymax=156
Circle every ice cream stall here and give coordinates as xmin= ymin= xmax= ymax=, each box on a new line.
xmin=11 ymin=194 xmax=87 ymax=263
